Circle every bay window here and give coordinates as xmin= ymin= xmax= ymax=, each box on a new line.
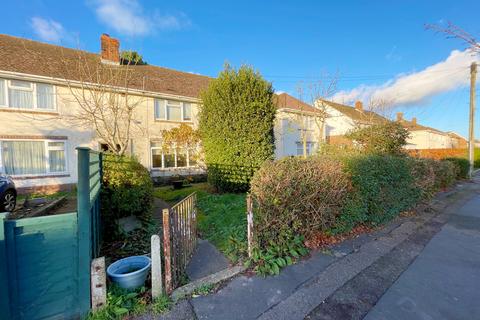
xmin=0 ymin=140 xmax=67 ymax=176
xmin=151 ymin=142 xmax=198 ymax=169
xmin=0 ymin=78 xmax=56 ymax=111
xmin=154 ymin=99 xmax=193 ymax=122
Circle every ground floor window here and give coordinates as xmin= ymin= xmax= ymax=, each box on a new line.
xmin=151 ymin=142 xmax=198 ymax=169
xmin=296 ymin=141 xmax=317 ymax=156
xmin=0 ymin=140 xmax=67 ymax=176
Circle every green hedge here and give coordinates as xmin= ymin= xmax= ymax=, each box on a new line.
xmin=343 ymin=155 xmax=422 ymax=225
xmin=199 ymin=65 xmax=276 ymax=192
xmin=250 ymin=157 xmax=351 ymax=245
xmin=443 ymin=157 xmax=469 ymax=179
xmin=101 ymin=154 xmax=154 ymax=237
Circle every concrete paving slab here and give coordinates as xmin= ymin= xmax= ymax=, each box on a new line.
xmin=186 ymin=239 xmax=230 ymax=281
xmin=190 ymin=251 xmax=335 ymax=320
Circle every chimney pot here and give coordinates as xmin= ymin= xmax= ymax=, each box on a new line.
xmin=100 ymin=33 xmax=120 ymax=64
xmin=354 ymin=101 xmax=363 ymax=112
xmin=396 ymin=112 xmax=404 ymax=121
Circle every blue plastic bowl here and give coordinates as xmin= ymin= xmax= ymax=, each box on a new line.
xmin=107 ymin=256 xmax=151 ymax=290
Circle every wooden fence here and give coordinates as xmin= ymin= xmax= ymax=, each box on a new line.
xmin=162 ymin=192 xmax=198 ymax=293
xmin=0 ymin=147 xmax=102 ymax=319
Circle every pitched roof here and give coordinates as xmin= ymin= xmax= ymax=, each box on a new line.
xmin=397 ymin=119 xmax=447 ymax=135
xmin=274 ymin=93 xmax=321 ymax=114
xmin=0 ymin=34 xmax=211 ymax=98
xmin=319 ymin=99 xmax=389 ymax=124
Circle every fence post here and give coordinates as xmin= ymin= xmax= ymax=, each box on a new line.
xmin=77 ymin=147 xmax=92 ymax=314
xmin=151 ymin=234 xmax=163 ymax=299
xmin=0 ymin=213 xmax=11 ymax=319
xmin=162 ymin=209 xmax=173 ymax=294
xmin=246 ymin=194 xmax=254 ymax=258
xmin=91 ymin=257 xmax=107 ymax=311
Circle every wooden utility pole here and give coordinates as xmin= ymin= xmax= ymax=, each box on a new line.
xmin=469 ymin=62 xmax=477 ymax=178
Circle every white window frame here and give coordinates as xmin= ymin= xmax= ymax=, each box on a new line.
xmin=150 ymin=142 xmax=197 ymax=170
xmin=0 ymin=78 xmax=57 ymax=112
xmin=0 ymin=139 xmax=68 ymax=177
xmin=295 ymin=141 xmax=316 ymax=156
xmin=154 ymin=99 xmax=193 ymax=122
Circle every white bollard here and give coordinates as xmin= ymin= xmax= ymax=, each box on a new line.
xmin=151 ymin=234 xmax=163 ymax=299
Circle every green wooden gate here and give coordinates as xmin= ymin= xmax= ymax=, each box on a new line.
xmin=0 ymin=147 xmax=102 ymax=320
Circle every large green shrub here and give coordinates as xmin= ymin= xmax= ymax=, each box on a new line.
xmin=101 ymin=154 xmax=154 ymax=228
xmin=250 ymin=156 xmax=351 ymax=244
xmin=443 ymin=157 xmax=469 ymax=179
xmin=199 ymin=65 xmax=276 ymax=192
xmin=344 ymin=155 xmax=421 ymax=225
xmin=346 ymin=122 xmax=410 ymax=155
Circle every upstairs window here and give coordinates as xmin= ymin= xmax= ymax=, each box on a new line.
xmin=0 ymin=78 xmax=55 ymax=111
xmin=154 ymin=99 xmax=193 ymax=122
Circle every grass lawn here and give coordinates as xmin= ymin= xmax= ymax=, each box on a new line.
xmin=154 ymin=183 xmax=247 ymax=260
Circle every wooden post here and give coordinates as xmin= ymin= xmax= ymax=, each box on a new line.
xmin=91 ymin=257 xmax=107 ymax=311
xmin=0 ymin=213 xmax=11 ymax=319
xmin=162 ymin=209 xmax=173 ymax=294
xmin=77 ymin=147 xmax=92 ymax=314
xmin=151 ymin=234 xmax=163 ymax=298
xmin=246 ymin=194 xmax=254 ymax=258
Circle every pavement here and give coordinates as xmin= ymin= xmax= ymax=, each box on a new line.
xmin=143 ymin=176 xmax=480 ymax=320
xmin=186 ymin=239 xmax=230 ymax=281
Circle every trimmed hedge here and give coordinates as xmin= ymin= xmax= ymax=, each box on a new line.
xmin=199 ymin=65 xmax=276 ymax=192
xmin=444 ymin=157 xmax=469 ymax=179
xmin=251 ymin=154 xmax=462 ymax=249
xmin=101 ymin=154 xmax=154 ymax=237
xmin=250 ymin=157 xmax=351 ymax=245
xmin=343 ymin=155 xmax=422 ymax=225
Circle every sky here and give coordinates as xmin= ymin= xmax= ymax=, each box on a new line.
xmin=2 ymin=0 xmax=480 ymax=137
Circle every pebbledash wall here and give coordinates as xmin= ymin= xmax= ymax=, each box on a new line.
xmin=0 ymin=73 xmax=204 ymax=194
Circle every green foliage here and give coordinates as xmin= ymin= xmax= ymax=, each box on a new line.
xmin=246 ymin=232 xmax=308 ymax=276
xmin=87 ymin=286 xmax=150 ymax=320
xmin=343 ymin=155 xmax=421 ymax=225
xmin=250 ymin=156 xmax=351 ymax=244
xmin=154 ymin=183 xmax=210 ymax=205
xmin=407 ymin=157 xmax=437 ymax=200
xmin=444 ymin=157 xmax=469 ymax=179
xmin=193 ymin=283 xmax=216 ymax=296
xmin=101 ymin=153 xmax=154 ymax=238
xmin=199 ymin=64 xmax=276 ymax=192
xmin=197 ymin=192 xmax=247 ymax=261
xmin=151 ymin=295 xmax=172 ymax=315
xmin=433 ymin=160 xmax=457 ymax=189
xmin=346 ymin=122 xmax=410 ymax=155
xmin=120 ymin=50 xmax=147 ymax=65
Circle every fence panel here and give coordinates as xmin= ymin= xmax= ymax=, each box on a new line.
xmin=3 ymin=213 xmax=80 ymax=319
xmin=0 ymin=147 xmax=103 ymax=320
xmin=163 ymin=192 xmax=198 ymax=293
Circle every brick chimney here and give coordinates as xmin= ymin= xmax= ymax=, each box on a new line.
xmin=100 ymin=34 xmax=120 ymax=64
xmin=412 ymin=117 xmax=417 ymax=125
xmin=396 ymin=112 xmax=404 ymax=121
xmin=354 ymin=101 xmax=363 ymax=112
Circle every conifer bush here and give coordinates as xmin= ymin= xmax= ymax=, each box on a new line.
xmin=199 ymin=65 xmax=276 ymax=192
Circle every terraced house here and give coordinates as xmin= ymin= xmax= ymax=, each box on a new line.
xmin=0 ymin=33 xmax=210 ymax=193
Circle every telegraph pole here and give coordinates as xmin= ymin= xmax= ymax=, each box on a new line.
xmin=469 ymin=62 xmax=477 ymax=178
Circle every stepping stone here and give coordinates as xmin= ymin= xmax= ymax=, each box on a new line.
xmin=186 ymin=239 xmax=229 ymax=281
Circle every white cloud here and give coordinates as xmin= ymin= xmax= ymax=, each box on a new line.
xmin=30 ymin=17 xmax=66 ymax=43
xmin=332 ymin=49 xmax=479 ymax=107
xmin=91 ymin=0 xmax=189 ymax=37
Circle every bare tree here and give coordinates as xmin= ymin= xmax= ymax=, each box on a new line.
xmin=55 ymin=51 xmax=145 ymax=155
xmin=426 ymin=22 xmax=480 ymax=53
